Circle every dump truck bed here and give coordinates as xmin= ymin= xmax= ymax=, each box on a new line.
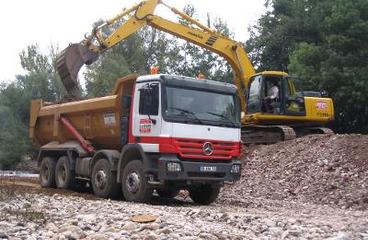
xmin=29 ymin=75 xmax=136 ymax=149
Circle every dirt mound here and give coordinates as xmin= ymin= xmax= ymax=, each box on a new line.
xmin=221 ymin=134 xmax=368 ymax=210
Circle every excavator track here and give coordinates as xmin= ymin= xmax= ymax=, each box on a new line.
xmin=295 ymin=126 xmax=334 ymax=137
xmin=242 ymin=125 xmax=297 ymax=145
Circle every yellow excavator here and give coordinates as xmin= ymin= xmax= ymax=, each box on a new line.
xmin=56 ymin=0 xmax=334 ymax=144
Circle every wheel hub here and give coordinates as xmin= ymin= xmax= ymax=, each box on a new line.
xmin=41 ymin=165 xmax=49 ymax=181
xmin=95 ymin=170 xmax=107 ymax=189
xmin=126 ymin=172 xmax=140 ymax=193
xmin=58 ymin=165 xmax=67 ymax=184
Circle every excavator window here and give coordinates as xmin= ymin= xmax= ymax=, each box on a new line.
xmin=247 ymin=76 xmax=262 ymax=114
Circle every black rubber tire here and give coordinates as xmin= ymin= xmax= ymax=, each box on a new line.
xmin=91 ymin=158 xmax=120 ymax=199
xmin=39 ymin=156 xmax=56 ymax=188
xmin=189 ymin=185 xmax=220 ymax=205
xmin=122 ymin=160 xmax=152 ymax=203
xmin=55 ymin=156 xmax=75 ymax=189
xmin=157 ymin=189 xmax=180 ymax=199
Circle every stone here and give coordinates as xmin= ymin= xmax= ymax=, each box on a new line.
xmin=132 ymin=214 xmax=157 ymax=223
xmin=199 ymin=232 xmax=218 ymax=240
xmin=144 ymin=233 xmax=159 ymax=240
xmin=0 ymin=232 xmax=8 ymax=239
xmin=330 ymin=232 xmax=352 ymax=240
xmin=87 ymin=233 xmax=108 ymax=240
xmin=143 ymin=223 xmax=160 ymax=231
xmin=45 ymin=222 xmax=58 ymax=232
xmin=158 ymin=228 xmax=172 ymax=235
xmin=122 ymin=222 xmax=137 ymax=231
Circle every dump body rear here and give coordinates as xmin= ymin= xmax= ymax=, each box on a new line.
xmin=29 ymin=75 xmax=136 ymax=149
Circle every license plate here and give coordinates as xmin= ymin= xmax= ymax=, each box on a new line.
xmin=200 ymin=166 xmax=217 ymax=172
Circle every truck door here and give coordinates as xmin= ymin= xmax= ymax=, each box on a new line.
xmin=132 ymin=82 xmax=162 ymax=151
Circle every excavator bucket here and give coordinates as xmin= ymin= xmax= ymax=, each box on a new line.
xmin=56 ymin=43 xmax=99 ymax=95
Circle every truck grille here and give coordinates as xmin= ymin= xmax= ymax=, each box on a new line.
xmin=174 ymin=139 xmax=239 ymax=160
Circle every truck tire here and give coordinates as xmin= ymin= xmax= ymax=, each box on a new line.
xmin=189 ymin=185 xmax=220 ymax=205
xmin=39 ymin=156 xmax=56 ymax=188
xmin=55 ymin=156 xmax=75 ymax=189
xmin=91 ymin=158 xmax=120 ymax=199
xmin=157 ymin=189 xmax=180 ymax=199
xmin=122 ymin=160 xmax=152 ymax=203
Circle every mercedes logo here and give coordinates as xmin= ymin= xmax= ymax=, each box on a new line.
xmin=202 ymin=142 xmax=214 ymax=156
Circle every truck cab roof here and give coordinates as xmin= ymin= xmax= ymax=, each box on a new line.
xmin=137 ymin=74 xmax=237 ymax=94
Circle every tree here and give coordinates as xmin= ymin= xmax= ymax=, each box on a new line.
xmin=0 ymin=44 xmax=64 ymax=168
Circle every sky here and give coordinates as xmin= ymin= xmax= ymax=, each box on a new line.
xmin=0 ymin=0 xmax=266 ymax=83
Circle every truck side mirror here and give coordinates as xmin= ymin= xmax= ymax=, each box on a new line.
xmin=122 ymin=95 xmax=131 ymax=109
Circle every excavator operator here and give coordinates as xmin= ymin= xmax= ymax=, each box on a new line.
xmin=263 ymin=79 xmax=280 ymax=113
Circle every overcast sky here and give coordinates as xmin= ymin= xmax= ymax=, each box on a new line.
xmin=0 ymin=0 xmax=266 ymax=83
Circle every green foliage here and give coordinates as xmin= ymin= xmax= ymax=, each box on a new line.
xmin=0 ymin=44 xmax=64 ymax=168
xmin=248 ymin=0 xmax=368 ymax=133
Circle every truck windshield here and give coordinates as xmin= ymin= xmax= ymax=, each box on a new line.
xmin=163 ymin=86 xmax=240 ymax=128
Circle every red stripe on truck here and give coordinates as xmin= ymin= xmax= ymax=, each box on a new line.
xmin=136 ymin=136 xmax=241 ymax=160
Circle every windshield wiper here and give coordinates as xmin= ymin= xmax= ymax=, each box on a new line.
xmin=169 ymin=107 xmax=203 ymax=124
xmin=206 ymin=111 xmax=236 ymax=127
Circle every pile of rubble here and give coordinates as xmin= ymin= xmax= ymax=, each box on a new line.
xmin=221 ymin=134 xmax=368 ymax=210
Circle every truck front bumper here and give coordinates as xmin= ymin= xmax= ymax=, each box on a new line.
xmin=156 ymin=155 xmax=241 ymax=183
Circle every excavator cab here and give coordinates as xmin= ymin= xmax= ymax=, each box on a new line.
xmin=246 ymin=73 xmax=306 ymax=117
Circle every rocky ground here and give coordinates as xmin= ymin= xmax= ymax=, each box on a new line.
xmin=0 ymin=191 xmax=367 ymax=240
xmin=221 ymin=134 xmax=368 ymax=210
xmin=0 ymin=134 xmax=367 ymax=239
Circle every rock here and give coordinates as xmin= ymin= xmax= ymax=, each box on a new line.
xmin=0 ymin=232 xmax=8 ymax=239
xmin=79 ymin=214 xmax=96 ymax=223
xmin=87 ymin=233 xmax=108 ymax=240
xmin=158 ymin=228 xmax=172 ymax=235
xmin=142 ymin=223 xmax=160 ymax=231
xmin=329 ymin=232 xmax=352 ymax=240
xmin=122 ymin=222 xmax=137 ymax=231
xmin=58 ymin=225 xmax=85 ymax=239
xmin=132 ymin=214 xmax=157 ymax=223
xmin=45 ymin=222 xmax=58 ymax=232
xmin=144 ymin=233 xmax=159 ymax=240
xmin=199 ymin=232 xmax=218 ymax=240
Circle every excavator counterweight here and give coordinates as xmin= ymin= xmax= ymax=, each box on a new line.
xmin=56 ymin=44 xmax=99 ymax=95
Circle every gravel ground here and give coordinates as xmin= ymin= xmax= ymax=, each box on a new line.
xmin=0 ymin=191 xmax=367 ymax=240
xmin=221 ymin=134 xmax=368 ymax=210
xmin=1 ymin=134 xmax=368 ymax=239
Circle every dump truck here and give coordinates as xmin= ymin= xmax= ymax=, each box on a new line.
xmin=30 ymin=74 xmax=242 ymax=204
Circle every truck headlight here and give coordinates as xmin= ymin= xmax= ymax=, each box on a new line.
xmin=230 ymin=164 xmax=240 ymax=174
xmin=167 ymin=162 xmax=182 ymax=172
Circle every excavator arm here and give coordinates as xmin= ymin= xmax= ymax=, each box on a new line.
xmin=56 ymin=0 xmax=255 ymax=111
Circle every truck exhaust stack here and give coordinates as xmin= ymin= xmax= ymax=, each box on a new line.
xmin=56 ymin=44 xmax=99 ymax=95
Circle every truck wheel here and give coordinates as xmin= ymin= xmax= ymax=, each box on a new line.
xmin=157 ymin=189 xmax=180 ymax=199
xmin=189 ymin=185 xmax=220 ymax=205
xmin=122 ymin=160 xmax=152 ymax=203
xmin=91 ymin=158 xmax=120 ymax=199
xmin=39 ymin=156 xmax=56 ymax=188
xmin=55 ymin=156 xmax=75 ymax=189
